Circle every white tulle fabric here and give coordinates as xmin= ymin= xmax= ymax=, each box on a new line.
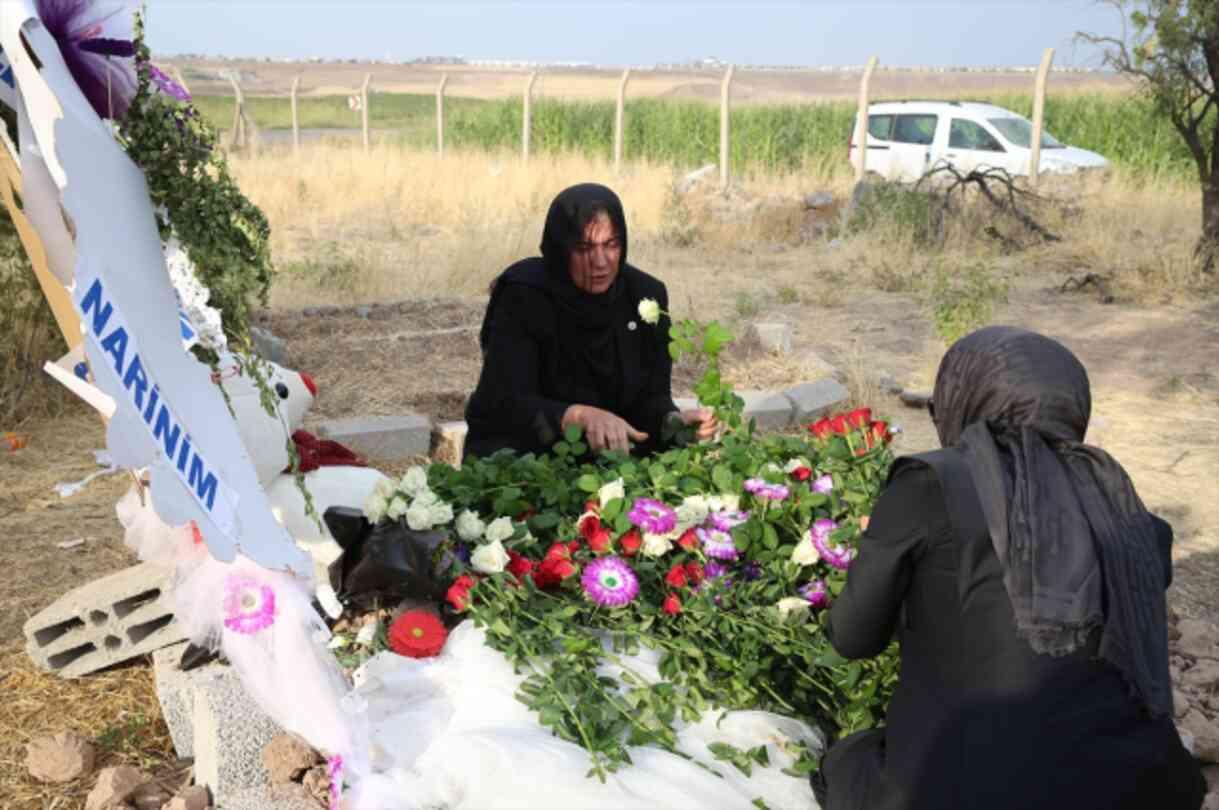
xmin=346 ymin=622 xmax=823 ymax=810
xmin=116 ymin=485 xmax=368 ymax=785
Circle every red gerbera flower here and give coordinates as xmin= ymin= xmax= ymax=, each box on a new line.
xmin=388 ymin=610 xmax=448 ymax=658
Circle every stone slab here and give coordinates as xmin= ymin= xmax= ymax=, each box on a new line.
xmin=784 ymin=378 xmax=850 ymax=423
xmin=250 ymin=327 xmax=287 ymax=366
xmin=153 ymin=643 xmax=196 ymax=759
xmin=318 ymin=414 xmax=432 ymax=461
xmin=753 ymin=323 xmax=793 ymax=355
xmin=430 ymin=420 xmax=469 ymax=468
xmin=24 ymin=562 xmax=185 ymax=678
xmin=223 ymin=784 xmax=325 ymax=810
xmin=192 ymin=661 xmax=282 ymax=804
xmin=738 ymin=390 xmax=796 ymax=431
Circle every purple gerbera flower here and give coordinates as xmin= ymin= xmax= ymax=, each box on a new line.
xmin=745 ymin=478 xmax=790 ymax=501
xmin=222 ymin=575 xmax=277 ymax=634
xmin=812 ymin=475 xmax=834 ymax=495
xmin=810 ymin=519 xmax=856 ymax=571
xmin=800 ymin=579 xmax=831 ymax=609
xmin=709 ymin=509 xmax=750 ymax=532
xmin=704 ymin=561 xmax=729 ymax=580
xmin=697 ymin=526 xmax=740 ymax=561
xmin=628 ymin=498 xmax=678 ymax=535
xmin=581 ymin=557 xmax=640 ymax=608
xmin=742 ymin=561 xmax=763 ymax=581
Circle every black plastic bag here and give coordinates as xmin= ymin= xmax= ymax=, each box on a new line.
xmin=323 ymin=507 xmax=449 ymax=609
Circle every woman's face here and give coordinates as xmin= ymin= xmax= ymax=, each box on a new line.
xmin=567 ymin=211 xmax=622 ymax=295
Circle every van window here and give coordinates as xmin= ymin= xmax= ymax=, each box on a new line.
xmin=949 ymin=119 xmax=1005 ymax=152
xmin=867 ymin=114 xmax=893 ymax=141
xmin=892 ymin=114 xmax=937 ymax=146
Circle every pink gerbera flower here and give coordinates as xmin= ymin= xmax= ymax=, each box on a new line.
xmin=222 ymin=575 xmax=277 ymax=634
xmin=628 ymin=498 xmax=678 ymax=535
xmin=581 ymin=557 xmax=640 ymax=607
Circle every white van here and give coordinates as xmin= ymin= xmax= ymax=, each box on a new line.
xmin=847 ymin=101 xmax=1109 ymax=182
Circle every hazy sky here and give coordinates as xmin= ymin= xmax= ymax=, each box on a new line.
xmin=145 ymin=1 xmax=1126 ymax=68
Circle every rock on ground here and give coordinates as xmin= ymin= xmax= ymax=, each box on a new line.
xmin=262 ymin=732 xmax=321 ymax=784
xmin=25 ymin=729 xmax=96 ymax=783
xmin=85 ymin=765 xmax=146 ymax=810
xmin=162 ymin=784 xmax=211 ymax=810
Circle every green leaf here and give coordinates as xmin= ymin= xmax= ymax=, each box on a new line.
xmin=703 ymin=321 xmax=734 ymax=357
xmin=762 ymin=523 xmax=779 ymax=550
xmin=576 ymin=474 xmax=601 ymax=493
xmin=564 ymin=424 xmax=583 ymax=442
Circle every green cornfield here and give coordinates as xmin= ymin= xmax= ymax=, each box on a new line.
xmin=193 ymin=91 xmax=1199 ymax=181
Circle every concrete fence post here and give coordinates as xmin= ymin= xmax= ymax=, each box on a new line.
xmin=523 ymin=71 xmax=538 ymax=161
xmin=854 ymin=56 xmax=879 ymax=182
xmin=614 ymin=68 xmax=631 ymax=174
xmin=719 ymin=65 xmax=734 ymax=190
xmin=436 ymin=72 xmax=448 ymax=157
xmin=1029 ymin=48 xmax=1055 ymax=190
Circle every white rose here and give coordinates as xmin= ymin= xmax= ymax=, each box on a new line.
xmin=456 ymin=510 xmax=485 ymax=542
xmin=386 ymin=495 xmax=409 ymax=521
xmin=356 ymin=619 xmax=379 ymax=646
xmin=637 ymin=298 xmax=661 ymax=325
xmin=784 ymin=457 xmax=812 ymax=474
xmin=791 ymin=536 xmax=821 ymax=567
xmin=641 ymin=532 xmax=673 ymax=558
xmin=412 ymin=488 xmax=440 ymax=508
xmin=327 ymin=634 xmax=350 ymax=650
xmin=484 ymin=516 xmax=515 ymax=544
xmin=363 ymin=493 xmax=388 ymax=524
xmin=471 ymin=539 xmax=510 ymax=574
xmin=675 ymin=495 xmax=709 ymax=530
xmin=427 ymin=501 xmax=454 ymax=527
xmin=717 ymin=493 xmax=740 ymax=512
xmin=406 ymin=501 xmax=434 ymax=531
xmin=776 ymin=597 xmax=810 ymax=620
xmin=598 ymin=478 xmax=625 ymax=508
xmin=399 ymin=467 xmax=430 ymax=497
xmin=315 ymin=584 xmax=344 ymax=620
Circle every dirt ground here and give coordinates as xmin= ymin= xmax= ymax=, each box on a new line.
xmin=170 ymin=58 xmax=1131 ymax=103
xmin=1 ymin=248 xmax=1216 ymax=805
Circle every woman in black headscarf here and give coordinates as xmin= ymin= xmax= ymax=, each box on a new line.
xmin=815 ymin=326 xmax=1204 ymax=810
xmin=464 ymin=183 xmax=716 ymax=459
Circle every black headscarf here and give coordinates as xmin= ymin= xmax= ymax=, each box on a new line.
xmin=480 ymin=183 xmax=632 ymax=408
xmin=932 ymin=326 xmax=1171 ymax=717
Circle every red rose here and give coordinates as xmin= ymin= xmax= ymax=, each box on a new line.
xmin=854 ymin=446 xmax=868 ymax=457
xmin=578 ymin=512 xmax=602 ymax=542
xmin=446 ymin=574 xmax=476 ymax=611
xmin=808 ymin=418 xmax=832 ymax=440
xmin=871 ymin=420 xmax=891 ymax=444
xmin=583 ymin=500 xmax=600 ymax=515
xmin=534 ymin=556 xmax=579 ymax=589
xmin=587 ymin=528 xmax=613 ymax=554
xmin=664 ymin=563 xmax=689 ymax=589
xmin=620 ymin=529 xmax=642 ymax=556
xmin=791 ymin=466 xmax=812 ymax=482
xmin=388 ymin=610 xmax=448 ymax=658
xmin=677 ymin=528 xmax=699 ymax=551
xmin=662 ymin=593 xmax=682 ymax=616
xmin=847 ymin=407 xmax=872 ymax=430
xmin=515 ymin=508 xmax=536 ymax=522
xmin=506 ymin=550 xmax=536 ymax=582
xmin=684 ymin=561 xmax=705 ymax=586
xmin=830 ymin=414 xmax=849 ymax=434
xmin=545 ymin=541 xmax=579 ymax=562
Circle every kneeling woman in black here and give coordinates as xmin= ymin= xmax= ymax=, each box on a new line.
xmin=817 ymin=326 xmax=1204 ymax=810
xmin=464 ymin=183 xmax=716 ymax=459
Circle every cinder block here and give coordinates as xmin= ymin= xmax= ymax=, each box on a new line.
xmin=784 ymin=378 xmax=850 ymax=422
xmin=192 ymin=661 xmax=282 ymax=803
xmin=153 ymin=643 xmax=195 ymax=758
xmin=318 ymin=414 xmax=433 ymax=461
xmin=24 ymin=563 xmax=185 ymax=678
xmin=739 ymin=390 xmax=796 ymax=430
xmin=430 ymin=420 xmax=468 ymax=467
xmin=752 ymin=323 xmax=793 ymax=355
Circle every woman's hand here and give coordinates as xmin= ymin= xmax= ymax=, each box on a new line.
xmin=563 ymin=405 xmax=649 ymax=453
xmin=679 ymin=408 xmax=719 ymax=441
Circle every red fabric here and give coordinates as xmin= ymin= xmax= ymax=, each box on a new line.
xmin=288 ymin=430 xmax=367 ymax=473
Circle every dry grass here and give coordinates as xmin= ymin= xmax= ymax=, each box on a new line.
xmin=0 ymin=644 xmax=181 ymax=809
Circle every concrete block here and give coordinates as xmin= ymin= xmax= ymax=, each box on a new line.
xmin=192 ymin=661 xmax=282 ymax=803
xmin=430 ymin=420 xmax=468 ymax=467
xmin=153 ymin=643 xmax=195 ymax=758
xmin=753 ymin=323 xmax=793 ymax=355
xmin=318 ymin=414 xmax=432 ymax=462
xmin=250 ymin=327 xmax=287 ymax=365
xmin=784 ymin=378 xmax=850 ymax=422
xmin=899 ymin=389 xmax=932 ymax=409
xmin=224 ymin=784 xmax=325 ymax=810
xmin=24 ymin=562 xmax=185 ymax=678
xmin=738 ymin=390 xmax=796 ymax=431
